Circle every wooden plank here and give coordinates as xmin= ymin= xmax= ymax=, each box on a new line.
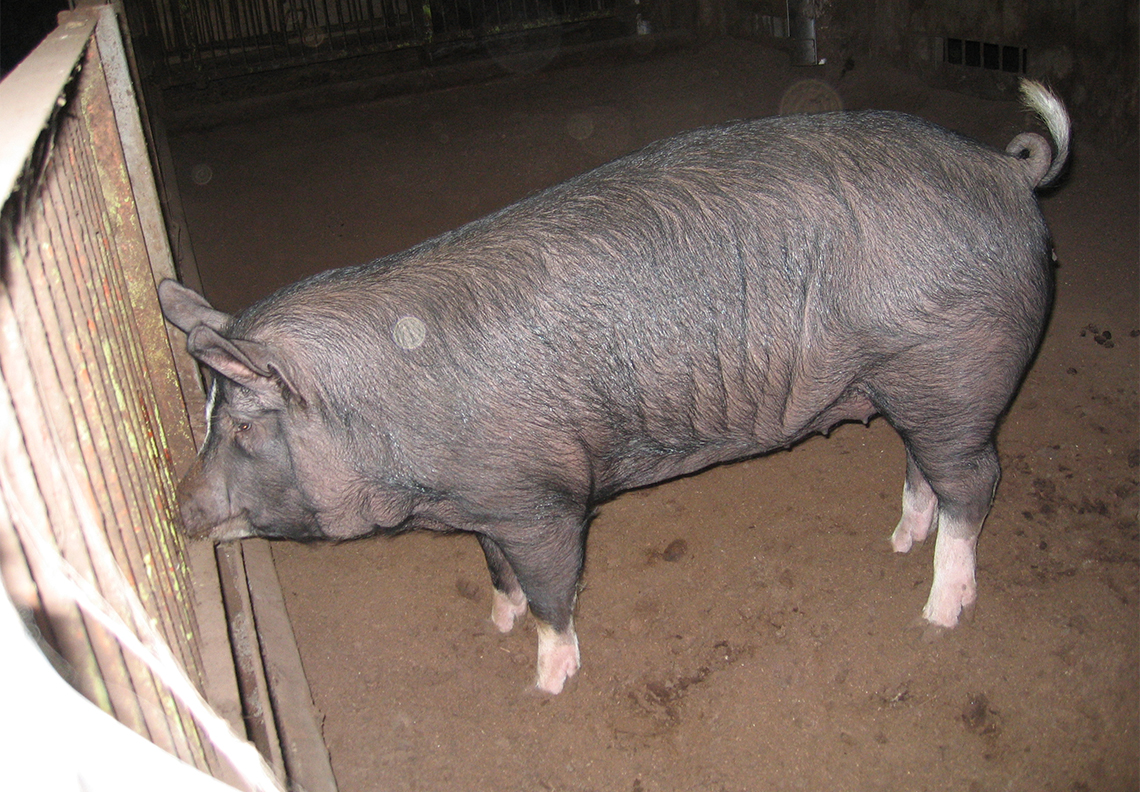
xmin=243 ymin=540 xmax=338 ymax=792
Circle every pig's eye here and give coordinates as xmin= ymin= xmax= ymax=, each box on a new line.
xmin=235 ymin=421 xmax=251 ymax=433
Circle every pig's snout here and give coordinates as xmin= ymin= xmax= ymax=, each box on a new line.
xmin=175 ymin=458 xmax=232 ymax=539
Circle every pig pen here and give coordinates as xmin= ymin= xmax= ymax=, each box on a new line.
xmin=165 ymin=38 xmax=1138 ymax=791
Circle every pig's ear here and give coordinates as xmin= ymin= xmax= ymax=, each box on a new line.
xmin=158 ymin=279 xmax=232 ymax=334
xmin=186 ymin=326 xmax=307 ymax=408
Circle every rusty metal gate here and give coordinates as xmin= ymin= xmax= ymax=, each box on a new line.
xmin=125 ymin=0 xmax=624 ymax=87
xmin=0 ymin=5 xmax=329 ymax=790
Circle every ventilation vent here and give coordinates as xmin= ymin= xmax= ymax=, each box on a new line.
xmin=944 ymin=37 xmax=1027 ymax=73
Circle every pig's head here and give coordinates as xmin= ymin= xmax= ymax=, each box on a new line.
xmin=158 ymin=279 xmax=407 ymax=543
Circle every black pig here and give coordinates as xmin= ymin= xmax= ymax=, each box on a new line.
xmin=160 ymin=79 xmax=1069 ymax=694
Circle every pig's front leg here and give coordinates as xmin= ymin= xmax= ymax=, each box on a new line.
xmin=478 ymin=535 xmax=528 ymax=632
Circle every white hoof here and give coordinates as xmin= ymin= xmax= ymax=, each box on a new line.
xmin=922 ymin=529 xmax=977 ymax=628
xmin=490 ymin=588 xmax=528 ymax=633
xmin=891 ymin=481 xmax=938 ymax=553
xmin=535 ymin=622 xmax=580 ymax=695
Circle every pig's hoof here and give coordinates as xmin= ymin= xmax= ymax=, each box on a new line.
xmin=535 ymin=624 xmax=580 ymax=695
xmin=891 ymin=510 xmax=935 ymax=553
xmin=890 ymin=522 xmax=916 ymax=553
xmin=491 ymin=588 xmax=528 ymax=633
xmin=892 ymin=484 xmax=938 ymax=552
xmin=922 ymin=593 xmax=974 ymax=628
xmin=922 ymin=530 xmax=978 ymax=628
xmin=922 ymin=573 xmax=977 ymax=628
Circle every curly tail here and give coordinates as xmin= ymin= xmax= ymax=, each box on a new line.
xmin=1005 ymin=78 xmax=1071 ymax=189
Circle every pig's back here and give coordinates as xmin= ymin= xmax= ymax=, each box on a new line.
xmin=470 ymin=113 xmax=1048 ymax=457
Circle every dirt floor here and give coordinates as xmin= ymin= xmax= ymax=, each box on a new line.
xmin=167 ymin=38 xmax=1139 ymax=792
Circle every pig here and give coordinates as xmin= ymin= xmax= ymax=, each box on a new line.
xmin=160 ymin=78 xmax=1069 ymax=695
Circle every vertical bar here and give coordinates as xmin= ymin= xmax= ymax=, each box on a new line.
xmin=94 ymin=6 xmax=202 ymax=459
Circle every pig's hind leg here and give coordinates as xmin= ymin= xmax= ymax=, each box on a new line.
xmin=895 ymin=429 xmax=1001 ymax=629
xmin=477 ymin=535 xmax=529 ymax=633
xmin=493 ymin=520 xmax=586 ymax=695
xmin=875 ymin=355 xmax=1012 ymax=630
xmin=890 ymin=451 xmax=938 ymax=552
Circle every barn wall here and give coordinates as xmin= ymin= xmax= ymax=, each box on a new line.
xmin=720 ymin=0 xmax=1138 ymax=144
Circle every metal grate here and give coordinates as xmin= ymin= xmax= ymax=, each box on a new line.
xmin=0 ymin=4 xmax=223 ymax=778
xmin=126 ymin=0 xmax=623 ymax=87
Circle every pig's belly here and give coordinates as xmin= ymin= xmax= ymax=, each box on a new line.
xmin=602 ymin=388 xmax=878 ymax=495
